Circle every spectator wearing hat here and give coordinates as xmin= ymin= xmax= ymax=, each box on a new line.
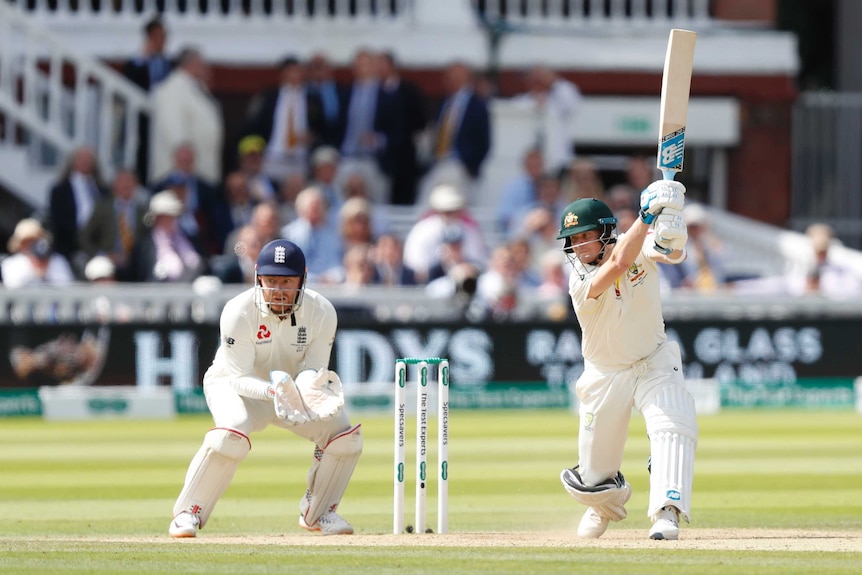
xmin=84 ymin=255 xmax=117 ymax=283
xmin=1 ymin=218 xmax=75 ymax=289
xmin=46 ymin=146 xmax=109 ymax=273
xmin=243 ymin=55 xmax=326 ymax=184
xmin=78 ymin=169 xmax=149 ymax=282
xmin=237 ymin=135 xmax=279 ymax=204
xmin=402 ymin=184 xmax=488 ymax=283
xmin=131 ymin=190 xmax=208 ymax=282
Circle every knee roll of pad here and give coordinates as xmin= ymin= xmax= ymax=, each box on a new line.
xmin=203 ymin=428 xmax=252 ymax=460
xmin=560 ymin=467 xmax=632 ymax=522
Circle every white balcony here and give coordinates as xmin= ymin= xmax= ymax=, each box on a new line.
xmin=3 ymin=0 xmax=797 ymax=73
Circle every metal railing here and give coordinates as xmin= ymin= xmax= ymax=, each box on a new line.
xmin=4 ymin=0 xmax=413 ymax=22
xmin=0 ymin=1 xmax=150 ymax=204
xmin=791 ymin=92 xmax=862 ymax=249
xmin=473 ymin=0 xmax=712 ymax=29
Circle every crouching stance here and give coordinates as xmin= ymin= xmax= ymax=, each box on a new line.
xmin=169 ymin=239 xmax=362 ymax=538
xmin=556 ymin=184 xmax=698 ymax=540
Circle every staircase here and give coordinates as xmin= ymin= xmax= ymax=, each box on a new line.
xmin=0 ymin=1 xmax=150 ymax=210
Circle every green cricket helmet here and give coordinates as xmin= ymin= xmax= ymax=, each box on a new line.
xmin=557 ymin=198 xmax=618 ymax=240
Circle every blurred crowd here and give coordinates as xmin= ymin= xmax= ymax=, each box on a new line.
xmin=1 ymin=16 xmax=860 ymax=319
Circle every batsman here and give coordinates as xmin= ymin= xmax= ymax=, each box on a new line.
xmin=169 ymin=239 xmax=361 ymax=537
xmin=557 ymin=181 xmax=697 ymax=540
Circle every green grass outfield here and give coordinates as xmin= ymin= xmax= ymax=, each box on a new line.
xmin=1 ymin=409 xmax=861 ymax=574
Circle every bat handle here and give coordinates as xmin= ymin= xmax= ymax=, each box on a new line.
xmin=661 ymin=170 xmax=677 ymax=181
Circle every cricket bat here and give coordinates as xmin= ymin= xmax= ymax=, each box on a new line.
xmin=657 ymin=29 xmax=697 ymax=181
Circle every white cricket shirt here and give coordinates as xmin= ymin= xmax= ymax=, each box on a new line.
xmin=568 ymin=235 xmax=667 ymax=371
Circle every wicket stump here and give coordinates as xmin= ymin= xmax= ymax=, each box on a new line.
xmin=394 ymin=357 xmax=449 ymax=534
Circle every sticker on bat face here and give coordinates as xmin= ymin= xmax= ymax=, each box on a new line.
xmin=659 ymin=128 xmax=685 ymax=172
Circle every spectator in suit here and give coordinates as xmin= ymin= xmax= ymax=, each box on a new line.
xmin=122 ymin=16 xmax=172 ymax=183
xmin=419 ymin=61 xmax=491 ymax=207
xmin=377 ymin=51 xmax=427 ymax=206
xmin=337 ymin=49 xmax=396 ymax=204
xmin=306 ymin=52 xmax=345 ymax=148
xmin=78 ymin=169 xmax=148 ymax=281
xmin=237 ymin=135 xmax=279 ymax=204
xmin=371 ymin=234 xmax=416 ymax=286
xmin=244 ymin=56 xmax=325 ymax=184
xmin=280 ymin=186 xmax=342 ymax=283
xmin=150 ymin=47 xmax=223 ymax=186
xmin=131 ymin=190 xmax=208 ymax=282
xmin=46 ymin=146 xmax=108 ymax=273
xmin=1 ymin=218 xmax=75 ymax=289
xmin=122 ymin=17 xmax=172 ymax=92
xmin=155 ymin=143 xmax=232 ymax=257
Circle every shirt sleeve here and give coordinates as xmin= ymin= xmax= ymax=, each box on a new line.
xmin=218 ymin=299 xmax=272 ymax=400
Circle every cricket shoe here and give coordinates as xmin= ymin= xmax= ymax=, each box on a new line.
xmin=577 ymin=507 xmax=610 ymax=539
xmin=169 ymin=511 xmax=200 ymax=538
xmin=649 ymin=506 xmax=680 ymax=540
xmin=299 ymin=511 xmax=354 ymax=535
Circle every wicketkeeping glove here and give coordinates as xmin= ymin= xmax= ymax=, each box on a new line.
xmin=294 ymin=368 xmax=345 ymax=421
xmin=639 ymin=180 xmax=686 ymax=224
xmin=270 ymin=370 xmax=314 ymax=425
xmin=653 ymin=208 xmax=688 ymax=254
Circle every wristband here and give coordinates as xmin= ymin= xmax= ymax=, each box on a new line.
xmin=640 ymin=209 xmax=656 ymax=225
xmin=652 ymin=242 xmax=672 ymax=255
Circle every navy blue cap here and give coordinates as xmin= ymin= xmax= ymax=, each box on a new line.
xmin=256 ymin=239 xmax=306 ymax=276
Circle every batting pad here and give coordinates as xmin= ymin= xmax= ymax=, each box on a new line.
xmin=172 ymin=428 xmax=250 ymax=528
xmin=303 ymin=424 xmax=362 ymax=526
xmin=642 ymin=383 xmax=698 ymax=522
xmin=560 ymin=467 xmax=632 ymax=522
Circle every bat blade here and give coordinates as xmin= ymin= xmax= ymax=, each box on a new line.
xmin=657 ymin=28 xmax=697 ymax=180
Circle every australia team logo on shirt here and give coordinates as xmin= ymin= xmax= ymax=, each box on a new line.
xmin=256 ymin=324 xmax=272 ymax=344
xmin=627 ymin=262 xmax=647 ymax=287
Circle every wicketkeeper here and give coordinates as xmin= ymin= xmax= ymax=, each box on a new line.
xmin=557 ymin=181 xmax=698 ymax=540
xmin=169 ymin=239 xmax=361 ymax=537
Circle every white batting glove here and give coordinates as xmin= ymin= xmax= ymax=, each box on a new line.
xmin=270 ymin=370 xmax=313 ymax=425
xmin=653 ymin=208 xmax=688 ymax=254
xmin=639 ymin=180 xmax=686 ymax=225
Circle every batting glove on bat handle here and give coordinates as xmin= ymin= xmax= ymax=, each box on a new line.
xmin=640 ymin=180 xmax=686 ymax=224
xmin=653 ymin=209 xmax=688 ymax=254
